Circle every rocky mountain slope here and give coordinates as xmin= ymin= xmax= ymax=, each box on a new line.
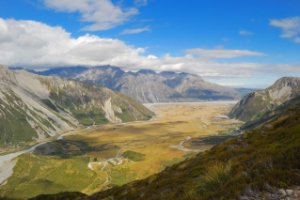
xmin=28 ymin=86 xmax=300 ymax=200
xmin=229 ymin=77 xmax=300 ymax=125
xmin=31 ymin=66 xmax=243 ymax=103
xmin=0 ymin=66 xmax=153 ymax=147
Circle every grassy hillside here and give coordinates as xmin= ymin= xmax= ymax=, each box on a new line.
xmin=28 ymin=101 xmax=300 ymax=200
xmin=46 ymin=81 xmax=154 ymax=125
xmin=0 ymin=154 xmax=96 ymax=199
xmin=0 ymin=66 xmax=154 ymax=148
xmin=0 ymin=92 xmax=37 ymax=145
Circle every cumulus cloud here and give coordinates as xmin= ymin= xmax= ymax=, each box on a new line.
xmin=121 ymin=26 xmax=150 ymax=35
xmin=239 ymin=29 xmax=254 ymax=36
xmin=43 ymin=0 xmax=139 ymax=31
xmin=0 ymin=18 xmax=299 ymax=80
xmin=0 ymin=18 xmax=146 ymax=67
xmin=270 ymin=17 xmax=300 ymax=43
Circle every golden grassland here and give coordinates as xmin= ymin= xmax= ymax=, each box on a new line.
xmin=63 ymin=102 xmax=242 ymax=193
xmin=0 ymin=102 xmax=242 ymax=199
xmin=90 ymin=103 xmax=300 ymax=200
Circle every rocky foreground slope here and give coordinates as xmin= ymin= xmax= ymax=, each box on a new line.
xmin=0 ymin=66 xmax=153 ymax=147
xmin=27 ymin=79 xmax=300 ymax=200
xmin=32 ymin=66 xmax=243 ymax=103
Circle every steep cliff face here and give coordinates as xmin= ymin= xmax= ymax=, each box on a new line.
xmin=33 ymin=66 xmax=243 ymax=103
xmin=0 ymin=66 xmax=153 ymax=146
xmin=229 ymin=77 xmax=300 ymax=123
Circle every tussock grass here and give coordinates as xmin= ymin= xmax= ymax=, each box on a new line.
xmin=198 ymin=162 xmax=232 ymax=194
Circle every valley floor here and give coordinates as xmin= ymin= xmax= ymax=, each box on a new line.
xmin=0 ymin=102 xmax=242 ymax=199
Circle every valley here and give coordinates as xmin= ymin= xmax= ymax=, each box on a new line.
xmin=1 ymin=2 xmax=299 ymax=199
xmin=0 ymin=102 xmax=241 ymax=199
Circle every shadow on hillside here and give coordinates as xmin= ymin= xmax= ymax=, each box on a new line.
xmin=33 ymin=139 xmax=117 ymax=158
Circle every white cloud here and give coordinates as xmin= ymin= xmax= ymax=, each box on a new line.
xmin=185 ymin=48 xmax=264 ymax=59
xmin=43 ymin=0 xmax=139 ymax=31
xmin=239 ymin=29 xmax=254 ymax=36
xmin=0 ymin=18 xmax=145 ymax=67
xmin=0 ymin=18 xmax=299 ymax=82
xmin=121 ymin=26 xmax=150 ymax=35
xmin=270 ymin=17 xmax=300 ymax=43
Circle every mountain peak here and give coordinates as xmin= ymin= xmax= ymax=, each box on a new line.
xmin=26 ymin=65 xmax=242 ymax=103
xmin=94 ymin=65 xmax=123 ymax=72
xmin=137 ymin=69 xmax=157 ymax=75
xmin=271 ymin=77 xmax=300 ymax=88
xmin=229 ymin=76 xmax=300 ymax=123
xmin=159 ymin=71 xmax=177 ymax=76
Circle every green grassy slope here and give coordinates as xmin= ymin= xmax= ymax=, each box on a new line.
xmin=46 ymin=81 xmax=154 ymax=126
xmin=0 ymin=154 xmax=96 ymax=199
xmin=0 ymin=92 xmax=50 ymax=146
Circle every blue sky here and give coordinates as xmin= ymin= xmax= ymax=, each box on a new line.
xmin=0 ymin=0 xmax=300 ymax=88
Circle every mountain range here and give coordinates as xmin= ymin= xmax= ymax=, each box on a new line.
xmin=0 ymin=66 xmax=153 ymax=147
xmin=28 ymin=66 xmax=246 ymax=103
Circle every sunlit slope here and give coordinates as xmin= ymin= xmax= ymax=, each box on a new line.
xmin=0 ymin=66 xmax=153 ymax=148
xmin=229 ymin=77 xmax=300 ymax=123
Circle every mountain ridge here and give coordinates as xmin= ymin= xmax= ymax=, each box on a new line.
xmin=229 ymin=76 xmax=300 ymax=125
xmin=24 ymin=66 xmax=248 ymax=103
xmin=0 ymin=66 xmax=153 ymax=148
